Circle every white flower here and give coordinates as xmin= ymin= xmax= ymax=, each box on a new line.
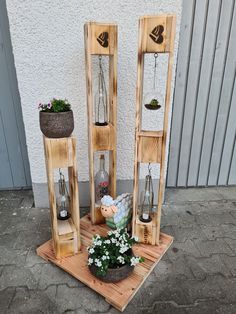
xmin=117 ymin=256 xmax=125 ymax=264
xmin=89 ymin=248 xmax=95 ymax=254
xmin=101 ymin=255 xmax=107 ymax=260
xmin=96 ymin=240 xmax=102 ymax=246
xmin=130 ymin=257 xmax=140 ymax=266
xmin=104 ymin=240 xmax=111 ymax=244
xmin=105 ymin=251 xmax=109 ymax=255
xmin=95 ymin=259 xmax=102 ymax=267
xmin=88 ymin=258 xmax=93 ymax=265
xmin=119 ymin=246 xmax=129 ymax=254
xmin=111 ymin=238 xmax=117 ymax=244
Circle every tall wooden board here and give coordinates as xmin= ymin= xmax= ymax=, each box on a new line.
xmin=84 ymin=22 xmax=117 ymax=224
xmin=132 ymin=15 xmax=176 ymax=245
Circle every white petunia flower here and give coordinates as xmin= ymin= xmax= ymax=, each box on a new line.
xmin=117 ymin=256 xmax=125 ymax=264
xmin=89 ymin=248 xmax=95 ymax=254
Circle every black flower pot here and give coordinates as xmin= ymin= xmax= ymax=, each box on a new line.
xmin=89 ymin=263 xmax=134 ymax=283
xmin=88 ymin=249 xmax=134 ymax=283
xmin=39 ymin=111 xmax=74 ymax=138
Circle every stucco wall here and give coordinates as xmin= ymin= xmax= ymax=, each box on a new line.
xmin=6 ymin=0 xmax=182 ymax=205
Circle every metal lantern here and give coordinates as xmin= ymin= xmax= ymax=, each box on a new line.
xmin=139 ymin=164 xmax=154 ymax=222
xmin=95 ymin=55 xmax=108 ymax=126
xmin=144 ymin=53 xmax=161 ymax=110
xmin=56 ymin=170 xmax=70 ymax=220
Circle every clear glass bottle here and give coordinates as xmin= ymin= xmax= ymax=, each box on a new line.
xmin=95 ymin=154 xmax=109 ymax=204
xmin=57 ymin=171 xmax=70 ymax=220
xmin=139 ymin=175 xmax=153 ymax=223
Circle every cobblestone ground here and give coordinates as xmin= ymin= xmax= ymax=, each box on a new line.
xmin=0 ymin=187 xmax=236 ymax=313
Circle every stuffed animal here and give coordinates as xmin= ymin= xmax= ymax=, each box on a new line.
xmin=100 ymin=194 xmax=133 ymax=230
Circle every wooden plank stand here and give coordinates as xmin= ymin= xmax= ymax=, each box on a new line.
xmin=84 ymin=22 xmax=117 ymax=225
xmin=43 ymin=136 xmax=81 ymax=258
xmin=37 ymin=214 xmax=173 ymax=312
xmin=132 ymin=15 xmax=176 ymax=245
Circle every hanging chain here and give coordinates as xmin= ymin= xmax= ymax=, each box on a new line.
xmin=153 ymin=53 xmax=158 ymax=90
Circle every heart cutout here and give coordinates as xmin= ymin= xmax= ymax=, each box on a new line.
xmin=97 ymin=32 xmax=109 ymax=48
xmin=149 ymin=25 xmax=164 ymax=44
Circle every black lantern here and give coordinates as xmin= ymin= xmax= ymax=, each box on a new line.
xmin=139 ymin=164 xmax=154 ymax=222
xmin=95 ymin=55 xmax=108 ymax=126
xmin=144 ymin=53 xmax=161 ymax=110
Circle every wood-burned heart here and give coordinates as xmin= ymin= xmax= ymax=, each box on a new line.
xmin=97 ymin=32 xmax=109 ymax=48
xmin=149 ymin=25 xmax=164 ymax=44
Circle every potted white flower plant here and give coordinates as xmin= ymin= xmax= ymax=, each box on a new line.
xmin=87 ymin=228 xmax=144 ymax=283
xmin=38 ymin=98 xmax=74 ymax=138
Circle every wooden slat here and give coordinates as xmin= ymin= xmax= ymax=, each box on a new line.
xmin=37 ymin=214 xmax=173 ymax=312
xmin=133 ymin=15 xmax=176 ymax=245
xmin=84 ymin=22 xmax=117 ymax=224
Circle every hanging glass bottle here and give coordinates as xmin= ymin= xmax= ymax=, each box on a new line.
xmin=95 ymin=154 xmax=109 ymax=205
xmin=56 ymin=170 xmax=70 ymax=220
xmin=139 ymin=164 xmax=154 ymax=222
xmin=95 ymin=55 xmax=108 ymax=126
xmin=144 ymin=53 xmax=161 ymax=110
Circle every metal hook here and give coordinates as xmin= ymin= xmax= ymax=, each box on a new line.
xmin=148 ymin=163 xmax=152 ymax=175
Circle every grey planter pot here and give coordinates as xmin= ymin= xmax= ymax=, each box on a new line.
xmin=39 ymin=111 xmax=74 ymax=138
xmin=88 ymin=249 xmax=134 ymax=283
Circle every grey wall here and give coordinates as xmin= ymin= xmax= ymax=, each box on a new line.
xmin=167 ymin=0 xmax=236 ymax=187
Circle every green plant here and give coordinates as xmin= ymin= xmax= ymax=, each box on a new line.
xmin=38 ymin=98 xmax=71 ymax=113
xmin=150 ymin=98 xmax=158 ymax=106
xmin=87 ymin=229 xmax=144 ymax=276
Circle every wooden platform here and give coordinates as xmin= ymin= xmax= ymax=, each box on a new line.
xmin=37 ymin=215 xmax=173 ymax=312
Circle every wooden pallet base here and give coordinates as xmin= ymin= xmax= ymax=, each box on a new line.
xmin=37 ymin=214 xmax=173 ymax=312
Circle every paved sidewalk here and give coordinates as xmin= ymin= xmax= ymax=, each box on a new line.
xmin=0 ymin=187 xmax=236 ymax=313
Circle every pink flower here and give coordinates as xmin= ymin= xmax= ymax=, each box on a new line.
xmin=38 ymin=103 xmax=42 ymax=109
xmin=47 ymin=102 xmax=52 ymax=109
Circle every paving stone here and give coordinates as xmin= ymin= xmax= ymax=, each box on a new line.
xmin=216 ymin=186 xmax=236 ymax=201
xmin=171 ymin=225 xmax=208 ymax=242
xmin=167 ymin=240 xmax=202 ymax=262
xmin=221 ymin=255 xmax=236 ymax=276
xmin=38 ymin=264 xmax=84 ymax=289
xmin=193 ymin=238 xmax=235 ymax=257
xmin=0 ymin=265 xmax=39 ymax=290
xmin=25 ymin=247 xmax=47 ymax=267
xmin=14 ymin=230 xmax=44 ymax=251
xmin=195 ymin=212 xmax=235 ymax=226
xmin=201 ymin=224 xmax=236 ymax=240
xmin=6 ymin=286 xmax=58 ymax=314
xmin=58 ymin=285 xmax=110 ymax=313
xmin=165 ymin=187 xmax=223 ymax=203
xmin=0 ymin=231 xmax=20 ymax=249
xmin=224 ymin=238 xmax=236 ymax=254
xmin=0 ymin=287 xmax=16 ymax=312
xmin=186 ymin=255 xmax=231 ymax=279
xmin=0 ymin=246 xmax=27 ymax=266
